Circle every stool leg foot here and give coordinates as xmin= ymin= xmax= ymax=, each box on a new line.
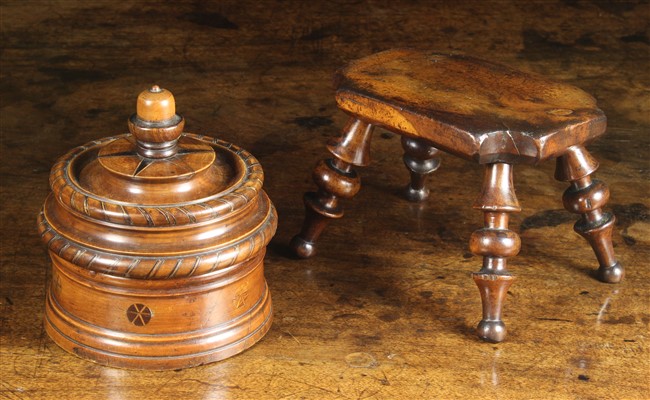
xmin=473 ymin=273 xmax=515 ymax=343
xmin=555 ymin=146 xmax=624 ymax=283
xmin=290 ymin=119 xmax=374 ymax=258
xmin=470 ymin=163 xmax=521 ymax=342
xmin=401 ymin=137 xmax=440 ymax=202
xmin=290 ymin=190 xmax=341 ymax=259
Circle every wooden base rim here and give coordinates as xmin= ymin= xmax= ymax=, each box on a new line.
xmin=44 ymin=285 xmax=273 ymax=370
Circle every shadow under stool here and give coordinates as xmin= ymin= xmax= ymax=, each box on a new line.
xmin=290 ymin=49 xmax=624 ymax=342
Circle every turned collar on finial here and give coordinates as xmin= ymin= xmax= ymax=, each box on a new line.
xmin=128 ymin=85 xmax=185 ymax=159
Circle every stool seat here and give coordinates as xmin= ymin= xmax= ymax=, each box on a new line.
xmin=335 ymin=49 xmax=606 ymax=164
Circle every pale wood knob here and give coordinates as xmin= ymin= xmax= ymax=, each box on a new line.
xmin=136 ymin=85 xmax=175 ymax=122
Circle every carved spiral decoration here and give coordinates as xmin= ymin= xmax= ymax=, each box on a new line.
xmin=49 ymin=133 xmax=264 ymax=227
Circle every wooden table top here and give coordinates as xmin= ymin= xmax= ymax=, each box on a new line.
xmin=1 ymin=1 xmax=648 ymax=399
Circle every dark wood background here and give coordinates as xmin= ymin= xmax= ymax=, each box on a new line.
xmin=1 ymin=1 xmax=648 ymax=399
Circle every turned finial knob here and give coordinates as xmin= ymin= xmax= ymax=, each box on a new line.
xmin=137 ymin=85 xmax=176 ymax=122
xmin=128 ymin=85 xmax=185 ymax=159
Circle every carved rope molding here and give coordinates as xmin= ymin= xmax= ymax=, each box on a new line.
xmin=38 ymin=207 xmax=277 ymax=280
xmin=49 ymin=133 xmax=264 ymax=227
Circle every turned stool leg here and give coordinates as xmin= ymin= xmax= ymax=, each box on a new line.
xmin=401 ymin=137 xmax=441 ymax=202
xmin=470 ymin=163 xmax=521 ymax=342
xmin=555 ymin=145 xmax=624 ymax=283
xmin=290 ymin=118 xmax=374 ymax=258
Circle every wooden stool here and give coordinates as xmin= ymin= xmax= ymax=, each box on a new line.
xmin=290 ymin=49 xmax=624 ymax=342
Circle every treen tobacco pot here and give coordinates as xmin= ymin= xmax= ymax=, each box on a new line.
xmin=38 ymin=86 xmax=277 ymax=370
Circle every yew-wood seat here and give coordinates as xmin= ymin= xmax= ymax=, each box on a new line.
xmin=334 ymin=49 xmax=606 ymax=165
xmin=290 ymin=49 xmax=624 ymax=343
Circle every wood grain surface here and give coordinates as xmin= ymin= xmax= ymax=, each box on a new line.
xmin=1 ymin=0 xmax=648 ymax=399
xmin=334 ymin=49 xmax=608 ymax=164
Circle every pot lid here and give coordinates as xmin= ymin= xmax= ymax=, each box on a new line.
xmin=48 ymin=86 xmax=265 ymax=228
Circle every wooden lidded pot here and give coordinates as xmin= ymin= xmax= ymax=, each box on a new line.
xmin=38 ymin=86 xmax=277 ymax=369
